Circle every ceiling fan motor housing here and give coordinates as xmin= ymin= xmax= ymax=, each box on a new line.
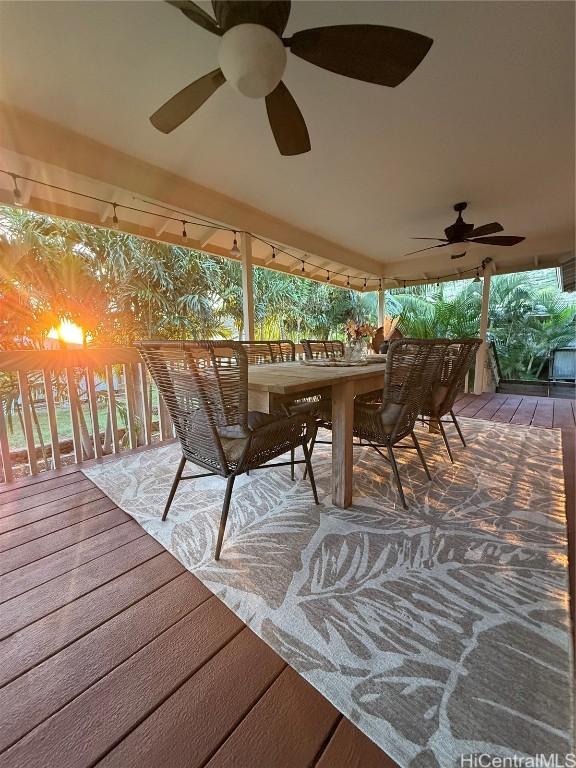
xmin=218 ymin=23 xmax=287 ymax=98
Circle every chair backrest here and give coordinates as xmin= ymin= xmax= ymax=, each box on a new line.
xmin=429 ymin=338 xmax=482 ymax=416
xmin=550 ymin=348 xmax=576 ymax=382
xmin=239 ymin=339 xmax=296 ymax=365
xmin=136 ymin=340 xmax=248 ymax=475
xmin=301 ymin=339 xmax=344 ymax=360
xmin=380 ymin=338 xmax=449 ymax=438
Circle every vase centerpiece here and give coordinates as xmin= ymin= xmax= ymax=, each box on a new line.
xmin=345 ymin=320 xmax=376 ymax=362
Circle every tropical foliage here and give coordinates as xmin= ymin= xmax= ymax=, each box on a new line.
xmin=387 ymin=276 xmax=575 ymax=379
xmin=0 ymin=206 xmax=573 ymax=380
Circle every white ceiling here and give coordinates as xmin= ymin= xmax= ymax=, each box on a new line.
xmin=0 ymin=0 xmax=574 ymax=280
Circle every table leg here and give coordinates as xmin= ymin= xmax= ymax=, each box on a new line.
xmin=248 ymin=390 xmax=272 ymax=414
xmin=331 ymin=380 xmax=354 ymax=507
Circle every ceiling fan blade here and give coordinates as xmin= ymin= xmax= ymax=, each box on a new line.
xmin=403 ymin=244 xmax=448 ymax=257
xmin=212 ymin=1 xmax=291 ymax=35
xmin=150 ymin=69 xmax=226 ymax=134
xmin=468 ymin=236 xmax=525 ymax=246
xmin=411 ymin=237 xmax=449 ymax=242
xmin=467 ymin=222 xmax=504 ymax=238
xmin=166 ymin=1 xmax=222 ymax=35
xmin=287 ymin=25 xmax=433 ymax=87
xmin=265 ymin=82 xmax=311 ymax=156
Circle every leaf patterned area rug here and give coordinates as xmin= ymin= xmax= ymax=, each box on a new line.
xmin=83 ymin=419 xmax=574 ymax=767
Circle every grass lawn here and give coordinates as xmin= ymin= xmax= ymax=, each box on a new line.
xmin=6 ymin=397 xmax=160 ymax=452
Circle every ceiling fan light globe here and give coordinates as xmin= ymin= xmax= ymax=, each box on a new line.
xmin=218 ymin=23 xmax=287 ymax=98
xmin=449 ymin=243 xmax=467 ymax=259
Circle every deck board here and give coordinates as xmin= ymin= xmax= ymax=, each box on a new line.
xmin=0 ymin=407 xmax=572 ymax=768
xmin=0 ymin=520 xmax=143 ymax=601
xmin=0 ymin=508 xmax=128 ymax=575
xmin=0 ymin=551 xmax=185 ymax=687
xmin=0 ymin=533 xmax=158 ymax=638
xmin=0 ymin=496 xmax=118 ymax=552
xmin=0 ymin=572 xmax=210 ymax=753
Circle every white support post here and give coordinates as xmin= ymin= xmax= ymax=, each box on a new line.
xmin=474 ymin=271 xmax=492 ymax=394
xmin=240 ymin=231 xmax=255 ymax=341
xmin=377 ymin=289 xmax=386 ymax=327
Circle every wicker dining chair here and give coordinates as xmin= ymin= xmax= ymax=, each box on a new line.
xmin=137 ymin=340 xmax=318 ymax=560
xmin=353 ymin=338 xmax=448 ymax=508
xmin=420 ymin=338 xmax=482 ymax=462
xmin=301 ymin=339 xmax=345 ymax=360
xmin=240 ymin=339 xmax=296 ymax=365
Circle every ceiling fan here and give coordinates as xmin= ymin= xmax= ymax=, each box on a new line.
xmin=150 ymin=0 xmax=433 ymax=155
xmin=405 ymin=202 xmax=526 ymax=259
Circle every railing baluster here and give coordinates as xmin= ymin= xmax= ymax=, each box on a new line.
xmin=86 ymin=366 xmax=103 ymax=459
xmin=65 ymin=368 xmax=83 ymax=464
xmin=42 ymin=368 xmax=61 ymax=469
xmin=0 ymin=399 xmax=14 ymax=483
xmin=105 ymin=365 xmax=120 ymax=454
xmin=123 ymin=364 xmax=138 ymax=450
xmin=17 ymin=371 xmax=39 ymax=475
xmin=158 ymin=391 xmax=174 ymax=439
xmin=138 ymin=362 xmax=153 ymax=445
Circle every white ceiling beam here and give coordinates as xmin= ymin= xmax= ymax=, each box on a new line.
xmin=154 ymin=218 xmax=171 ymax=237
xmin=99 ymin=203 xmax=112 ymax=224
xmin=197 ymin=226 xmax=218 ymax=248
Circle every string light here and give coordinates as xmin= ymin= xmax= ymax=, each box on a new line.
xmin=230 ymin=231 xmax=240 ymax=258
xmin=1 ymin=168 xmax=494 ymax=292
xmin=10 ymin=174 xmax=22 ymax=207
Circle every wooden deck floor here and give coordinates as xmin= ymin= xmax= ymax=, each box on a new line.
xmin=454 ymin=391 xmax=576 ymax=428
xmin=0 ymin=461 xmax=395 ymax=768
xmin=0 ymin=399 xmax=573 ymax=768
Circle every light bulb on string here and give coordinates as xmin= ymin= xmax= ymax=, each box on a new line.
xmin=347 ymin=276 xmax=350 ymax=288
xmin=301 ymin=260 xmax=305 ymax=273
xmin=379 ymin=279 xmax=382 ymax=291
xmin=363 ymin=277 xmax=367 ymax=289
xmin=230 ymin=231 xmax=240 ymax=258
xmin=112 ymin=204 xmax=119 ymax=229
xmin=271 ymin=247 xmax=276 ymax=260
xmin=326 ymin=270 xmax=330 ymax=283
xmin=181 ymin=221 xmax=188 ymax=242
xmin=10 ymin=174 xmax=23 ymax=207
xmin=473 ymin=268 xmax=481 ymax=283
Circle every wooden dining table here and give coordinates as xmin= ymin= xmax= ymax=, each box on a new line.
xmin=247 ymin=360 xmax=388 ymax=508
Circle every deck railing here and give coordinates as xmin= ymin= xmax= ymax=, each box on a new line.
xmin=0 ymin=347 xmax=175 ymax=484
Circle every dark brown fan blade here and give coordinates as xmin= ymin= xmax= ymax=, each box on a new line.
xmin=150 ymin=69 xmax=226 ymax=134
xmin=403 ymin=244 xmax=448 ymax=256
xmin=212 ymin=1 xmax=291 ymax=35
xmin=411 ymin=237 xmax=449 ymax=241
xmin=468 ymin=236 xmax=525 ymax=246
xmin=466 ymin=222 xmax=504 ymax=238
xmin=287 ymin=25 xmax=433 ymax=87
xmin=166 ymin=1 xmax=221 ymax=35
xmin=265 ymin=82 xmax=310 ymax=156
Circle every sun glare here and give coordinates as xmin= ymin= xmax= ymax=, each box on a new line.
xmin=47 ymin=319 xmax=84 ymax=346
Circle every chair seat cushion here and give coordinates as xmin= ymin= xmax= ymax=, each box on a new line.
xmin=220 ymin=410 xmax=290 ymax=464
xmin=218 ymin=410 xmax=277 ymax=439
xmin=355 ymin=401 xmax=403 ymax=434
